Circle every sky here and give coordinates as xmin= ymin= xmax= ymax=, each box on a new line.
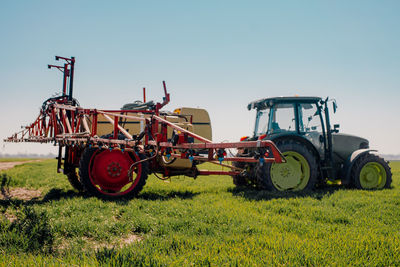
xmin=0 ymin=0 xmax=399 ymax=155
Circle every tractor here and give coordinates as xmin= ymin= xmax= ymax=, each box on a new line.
xmin=233 ymin=96 xmax=392 ymax=191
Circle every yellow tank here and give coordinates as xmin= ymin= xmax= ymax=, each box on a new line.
xmin=95 ymin=107 xmax=212 ymax=169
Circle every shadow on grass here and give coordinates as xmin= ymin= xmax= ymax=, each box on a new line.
xmin=42 ymin=188 xmax=83 ymax=202
xmin=228 ymin=184 xmax=344 ymax=201
xmin=100 ymin=190 xmax=199 ymax=205
xmin=1 ymin=173 xmax=11 ymax=197
xmin=0 ymin=188 xmax=199 ymax=211
xmin=137 ymin=190 xmax=199 ymax=201
xmin=0 ymin=188 xmax=83 ymax=210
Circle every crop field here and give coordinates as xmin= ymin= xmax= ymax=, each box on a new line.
xmin=0 ymin=160 xmax=399 ymax=266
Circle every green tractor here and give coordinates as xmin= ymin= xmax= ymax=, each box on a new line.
xmin=233 ymin=96 xmax=392 ymax=191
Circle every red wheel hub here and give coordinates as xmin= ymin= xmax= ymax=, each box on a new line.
xmin=89 ymin=150 xmax=140 ymax=193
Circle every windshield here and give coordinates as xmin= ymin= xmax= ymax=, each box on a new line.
xmin=254 ymin=110 xmax=269 ymax=136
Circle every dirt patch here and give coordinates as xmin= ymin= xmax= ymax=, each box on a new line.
xmin=120 ymin=234 xmax=143 ymax=245
xmin=0 ymin=187 xmax=42 ymax=201
xmin=0 ymin=162 xmax=27 ymax=171
xmin=3 ymin=212 xmax=17 ymax=222
xmin=0 ymin=160 xmax=42 ymax=172
xmin=66 ymin=234 xmax=143 ymax=252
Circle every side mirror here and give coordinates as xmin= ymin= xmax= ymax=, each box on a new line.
xmin=332 ymin=124 xmax=340 ymax=133
xmin=333 ymin=101 xmax=337 ymax=113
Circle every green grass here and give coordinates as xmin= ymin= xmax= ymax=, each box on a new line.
xmin=1 ymin=160 xmax=399 ymax=266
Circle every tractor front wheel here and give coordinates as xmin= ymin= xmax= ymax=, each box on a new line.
xmin=257 ymin=140 xmax=318 ymax=192
xmin=351 ymin=153 xmax=392 ymax=189
xmin=79 ymin=148 xmax=149 ymax=200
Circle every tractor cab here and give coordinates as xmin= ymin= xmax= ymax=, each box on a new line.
xmin=251 ymin=97 xmax=325 ymax=134
xmin=249 ymin=97 xmax=329 ymax=159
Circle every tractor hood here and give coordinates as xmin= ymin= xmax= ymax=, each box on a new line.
xmin=332 ymin=133 xmax=369 ymax=160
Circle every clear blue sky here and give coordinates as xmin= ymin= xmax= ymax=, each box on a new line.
xmin=1 ymin=0 xmax=399 ymax=155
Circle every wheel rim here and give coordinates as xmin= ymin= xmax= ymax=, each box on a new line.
xmin=359 ymin=162 xmax=387 ymax=189
xmin=89 ymin=150 xmax=142 ymax=196
xmin=270 ymin=151 xmax=310 ymax=191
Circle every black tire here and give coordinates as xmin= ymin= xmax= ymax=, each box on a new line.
xmin=232 ymin=160 xmax=248 ymax=186
xmin=351 ymin=153 xmax=392 ymax=190
xmin=66 ymin=171 xmax=85 ymax=192
xmin=256 ymin=139 xmax=318 ymax=191
xmin=232 ymin=174 xmax=248 ymax=187
xmin=79 ymin=147 xmax=149 ymax=200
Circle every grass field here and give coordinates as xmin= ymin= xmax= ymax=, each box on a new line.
xmin=1 ymin=160 xmax=399 ymax=266
xmin=0 ymin=158 xmax=36 ymax=163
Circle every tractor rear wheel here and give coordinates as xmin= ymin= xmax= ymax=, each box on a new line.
xmin=256 ymin=140 xmax=318 ymax=191
xmin=351 ymin=153 xmax=392 ymax=189
xmin=66 ymin=171 xmax=85 ymax=192
xmin=79 ymin=148 xmax=149 ymax=200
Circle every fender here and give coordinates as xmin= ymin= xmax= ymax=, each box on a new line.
xmin=267 ymin=133 xmax=322 ymax=162
xmin=342 ymin=149 xmax=377 ymax=185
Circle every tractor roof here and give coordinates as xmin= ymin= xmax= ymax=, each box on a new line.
xmin=247 ymin=96 xmax=322 ymax=110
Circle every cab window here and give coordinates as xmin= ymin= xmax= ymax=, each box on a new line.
xmin=268 ymin=104 xmax=296 ymax=134
xmin=298 ymin=103 xmax=321 ymax=133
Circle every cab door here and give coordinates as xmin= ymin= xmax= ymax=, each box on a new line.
xmin=297 ymin=103 xmax=326 ymax=159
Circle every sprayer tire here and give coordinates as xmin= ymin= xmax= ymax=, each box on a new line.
xmin=79 ymin=147 xmax=148 ymax=200
xmin=66 ymin=171 xmax=85 ymax=192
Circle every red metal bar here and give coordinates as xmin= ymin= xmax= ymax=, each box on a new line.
xmin=71 ymin=110 xmax=75 ymax=131
xmin=159 ymin=140 xmax=284 ymax=163
xmin=160 ymin=140 xmax=276 ymax=149
xmin=55 ymin=56 xmax=73 ymax=62
xmin=169 ymin=153 xmax=278 ymax=163
xmin=198 ymin=170 xmax=240 ymax=176
xmin=155 ymin=81 xmax=170 ymax=110
xmin=208 ymin=149 xmax=214 ymax=161
xmin=92 ymin=111 xmax=98 ymax=136
xmin=75 ymin=116 xmax=82 ymax=133
xmin=38 ymin=118 xmax=42 ymax=136
xmin=68 ymin=57 xmax=75 ymax=101
xmin=61 ymin=110 xmax=67 ymax=133
xmin=51 ymin=109 xmax=56 ymax=137
xmin=268 ymin=143 xmax=284 ymax=163
xmin=40 ymin=119 xmax=44 ymax=136
xmin=113 ymin=116 xmax=119 ymax=139
xmin=98 ymin=111 xmax=147 ymax=122
xmin=63 ymin=63 xmax=68 ymax=96
xmin=55 ymin=104 xmax=154 ymax=114
xmin=35 ymin=119 xmax=39 ymax=136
